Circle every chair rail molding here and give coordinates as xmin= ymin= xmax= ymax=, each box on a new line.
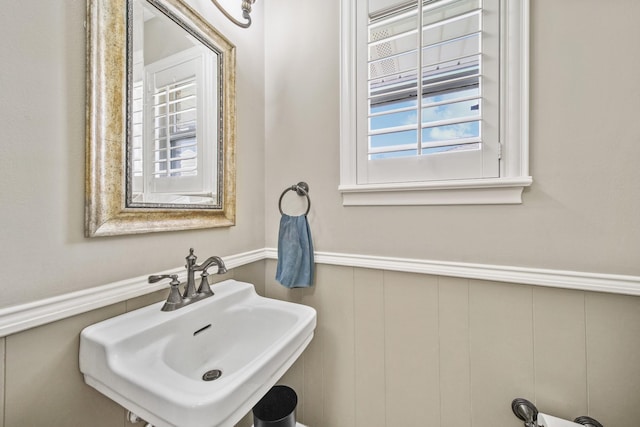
xmin=264 ymin=249 xmax=640 ymax=296
xmin=0 ymin=249 xmax=265 ymax=337
xmin=1 ymin=248 xmax=639 ymax=337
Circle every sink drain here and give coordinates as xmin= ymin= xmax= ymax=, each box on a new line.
xmin=202 ymin=369 xmax=223 ymax=381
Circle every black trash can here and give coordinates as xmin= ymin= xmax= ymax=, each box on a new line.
xmin=252 ymin=385 xmax=297 ymax=427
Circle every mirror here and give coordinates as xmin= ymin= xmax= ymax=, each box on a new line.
xmin=86 ymin=0 xmax=236 ymax=237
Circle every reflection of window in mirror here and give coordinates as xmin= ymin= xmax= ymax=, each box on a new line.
xmin=130 ymin=0 xmax=218 ymax=206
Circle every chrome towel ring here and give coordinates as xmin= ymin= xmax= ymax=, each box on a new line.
xmin=278 ymin=182 xmax=311 ymax=216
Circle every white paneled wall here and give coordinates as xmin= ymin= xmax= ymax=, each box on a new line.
xmin=267 ymin=261 xmax=640 ymax=427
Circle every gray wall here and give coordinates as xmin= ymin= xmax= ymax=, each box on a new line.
xmin=264 ymin=0 xmax=640 ymax=277
xmin=0 ymin=0 xmax=266 ymax=309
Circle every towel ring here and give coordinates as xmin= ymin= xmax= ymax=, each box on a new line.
xmin=278 ymin=182 xmax=311 ymax=216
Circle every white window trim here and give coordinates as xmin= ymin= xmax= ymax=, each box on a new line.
xmin=339 ymin=0 xmax=532 ymax=206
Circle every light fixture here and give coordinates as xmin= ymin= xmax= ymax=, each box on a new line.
xmin=211 ymin=0 xmax=256 ymax=28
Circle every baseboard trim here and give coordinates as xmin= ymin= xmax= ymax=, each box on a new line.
xmin=1 ymin=248 xmax=638 ymax=337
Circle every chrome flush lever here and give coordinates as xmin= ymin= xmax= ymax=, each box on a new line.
xmin=574 ymin=416 xmax=604 ymax=427
xmin=511 ymin=398 xmax=539 ymax=427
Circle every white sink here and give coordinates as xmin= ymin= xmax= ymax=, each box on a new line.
xmin=79 ymin=280 xmax=316 ymax=427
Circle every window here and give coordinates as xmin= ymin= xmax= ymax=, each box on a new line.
xmin=340 ymin=0 xmax=531 ymax=205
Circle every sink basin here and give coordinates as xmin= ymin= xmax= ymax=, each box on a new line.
xmin=79 ymin=280 xmax=316 ymax=427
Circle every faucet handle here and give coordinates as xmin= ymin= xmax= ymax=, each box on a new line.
xmin=197 ymin=272 xmax=215 ymax=297
xmin=148 ymin=274 xmax=179 ymax=283
xmin=148 ymin=275 xmax=185 ymax=312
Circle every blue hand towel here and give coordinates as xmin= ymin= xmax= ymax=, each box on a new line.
xmin=276 ymin=214 xmax=314 ymax=288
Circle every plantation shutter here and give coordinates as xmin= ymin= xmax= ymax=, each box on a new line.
xmin=357 ymin=0 xmax=500 ymax=184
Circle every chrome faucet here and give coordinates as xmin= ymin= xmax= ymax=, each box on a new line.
xmin=149 ymin=248 xmax=228 ymax=312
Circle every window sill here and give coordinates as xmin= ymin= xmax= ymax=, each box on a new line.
xmin=339 ymin=177 xmax=533 ymax=206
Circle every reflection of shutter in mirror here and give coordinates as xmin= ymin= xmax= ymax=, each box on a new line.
xmin=153 ymin=76 xmax=198 ymax=178
xmin=144 ymin=47 xmax=214 ymax=197
xmin=131 ymin=80 xmax=145 ymax=193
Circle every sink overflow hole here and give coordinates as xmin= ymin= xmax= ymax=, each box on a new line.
xmin=202 ymin=369 xmax=222 ymax=381
xmin=193 ymin=324 xmax=212 ymax=336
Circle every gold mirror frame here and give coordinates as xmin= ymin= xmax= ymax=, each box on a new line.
xmin=85 ymin=0 xmax=236 ymax=237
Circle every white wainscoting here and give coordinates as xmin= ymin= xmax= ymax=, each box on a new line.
xmin=1 ymin=248 xmax=639 ymax=337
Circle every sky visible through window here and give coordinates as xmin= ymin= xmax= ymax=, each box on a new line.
xmin=367 ymin=0 xmax=483 ymax=160
xmin=369 ymin=86 xmax=481 ymax=159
